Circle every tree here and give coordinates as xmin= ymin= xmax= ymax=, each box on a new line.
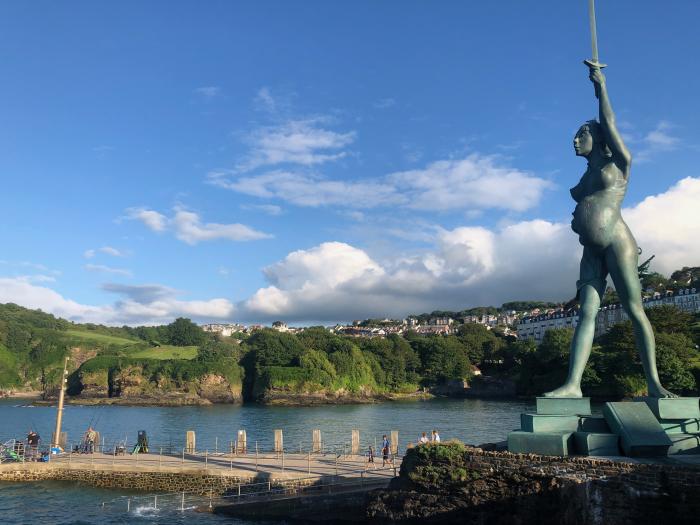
xmin=412 ymin=336 xmax=470 ymax=384
xmin=646 ymin=305 xmax=693 ymax=339
xmin=166 ymin=318 xmax=206 ymax=346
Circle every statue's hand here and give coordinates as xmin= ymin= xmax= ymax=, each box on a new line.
xmin=589 ymin=67 xmax=606 ymax=87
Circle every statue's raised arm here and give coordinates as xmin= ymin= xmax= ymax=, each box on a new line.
xmin=588 ymin=64 xmax=632 ymax=177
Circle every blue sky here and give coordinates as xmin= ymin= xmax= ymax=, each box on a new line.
xmin=1 ymin=0 xmax=699 ymax=325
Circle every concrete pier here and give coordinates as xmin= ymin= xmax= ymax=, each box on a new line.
xmin=0 ymin=450 xmax=400 ymax=494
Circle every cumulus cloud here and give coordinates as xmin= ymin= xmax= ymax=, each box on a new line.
xmin=124 ymin=207 xmax=272 ymax=244
xmin=238 ymin=177 xmax=700 ymax=322
xmin=0 ymin=277 xmax=235 ymax=325
xmin=210 ymin=154 xmax=551 ymax=213
xmin=3 ymin=178 xmax=697 ymax=326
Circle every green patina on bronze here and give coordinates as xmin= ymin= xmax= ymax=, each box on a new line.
xmin=543 ymin=62 xmax=675 ymax=399
xmin=544 ymin=1 xmax=676 ymax=400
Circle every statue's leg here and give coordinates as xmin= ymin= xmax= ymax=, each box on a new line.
xmin=544 ymin=248 xmax=605 ymax=398
xmin=606 ymin=227 xmax=677 ymax=398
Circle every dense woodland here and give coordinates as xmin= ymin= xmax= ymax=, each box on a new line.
xmin=1 ymin=295 xmax=699 ymax=401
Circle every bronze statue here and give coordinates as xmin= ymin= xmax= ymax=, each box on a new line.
xmin=544 ymin=61 xmax=675 ymax=399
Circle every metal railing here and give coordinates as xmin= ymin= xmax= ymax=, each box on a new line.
xmin=96 ymin=467 xmax=397 ymax=513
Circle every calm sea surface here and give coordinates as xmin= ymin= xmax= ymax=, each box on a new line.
xmin=0 ymin=398 xmax=531 ymax=524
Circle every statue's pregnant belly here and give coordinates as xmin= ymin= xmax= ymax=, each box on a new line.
xmin=571 ymin=195 xmax=621 ymax=248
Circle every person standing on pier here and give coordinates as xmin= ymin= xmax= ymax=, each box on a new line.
xmin=381 ymin=435 xmax=390 ymax=467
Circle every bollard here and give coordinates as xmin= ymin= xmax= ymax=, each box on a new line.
xmin=255 ymin=447 xmax=258 ymax=472
xmin=209 ymin=490 xmax=213 ymax=509
xmin=282 ymin=449 xmax=285 ymax=471
xmin=230 ymin=457 xmax=233 ymax=470
xmin=267 ymin=481 xmax=271 ymax=492
xmin=181 ymin=492 xmax=185 ymax=511
xmin=182 ymin=447 xmax=185 ymax=464
xmin=186 ymin=430 xmax=196 ymax=454
xmin=215 ymin=436 xmax=218 ymax=454
xmin=351 ymin=430 xmax=360 ymax=456
xmin=335 ymin=455 xmax=338 ymax=477
xmin=127 ymin=498 xmax=131 ymax=512
xmin=205 ymin=450 xmax=208 ymax=470
xmin=238 ymin=483 xmax=241 ymax=497
xmin=159 ymin=447 xmax=162 ymax=468
xmin=311 ymin=429 xmax=321 ymax=454
xmin=154 ymin=495 xmax=158 ymax=510
xmin=307 ymin=452 xmax=311 ymax=474
xmin=274 ymin=429 xmax=283 ymax=455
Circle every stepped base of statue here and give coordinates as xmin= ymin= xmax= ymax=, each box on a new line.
xmin=508 ymin=396 xmax=700 ymax=458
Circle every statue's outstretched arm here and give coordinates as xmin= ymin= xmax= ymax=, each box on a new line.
xmin=589 ymin=66 xmax=632 ymax=176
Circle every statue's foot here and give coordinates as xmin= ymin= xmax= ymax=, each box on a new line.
xmin=647 ymin=384 xmax=679 ymax=398
xmin=543 ymin=384 xmax=583 ymax=398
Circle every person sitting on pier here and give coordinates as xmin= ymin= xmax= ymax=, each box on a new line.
xmin=26 ymin=430 xmax=40 ymax=459
xmin=431 ymin=429 xmax=441 ymax=443
xmin=419 ymin=432 xmax=429 ymax=445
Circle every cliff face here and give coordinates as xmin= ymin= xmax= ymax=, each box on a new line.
xmin=71 ymin=362 xmax=243 ymax=405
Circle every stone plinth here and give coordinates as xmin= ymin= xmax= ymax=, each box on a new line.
xmin=520 ymin=413 xmax=579 ymax=433
xmin=603 ymin=402 xmax=671 ymax=457
xmin=507 ymin=431 xmax=574 ymax=456
xmin=536 ymin=397 xmax=592 ymax=416
xmin=640 ymin=397 xmax=700 ymax=420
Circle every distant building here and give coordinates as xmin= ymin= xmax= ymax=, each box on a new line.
xmin=517 ymin=288 xmax=699 ymax=344
xmin=201 ymin=323 xmax=245 ymax=337
xmin=429 ymin=317 xmax=454 ymax=326
xmin=271 ymin=321 xmax=289 ymax=332
xmin=516 ymin=309 xmax=580 ymax=344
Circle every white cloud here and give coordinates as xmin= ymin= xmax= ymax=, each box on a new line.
xmin=388 ymin=155 xmax=553 ymax=212
xmin=0 ymin=278 xmax=235 ymax=325
xmin=4 ymin=179 xmax=696 ymax=326
xmin=172 ymin=209 xmax=272 ymax=244
xmin=238 ymin=177 xmax=700 ymax=322
xmin=124 ymin=207 xmax=272 ymax=244
xmin=241 ymin=203 xmax=284 ymax=216
xmin=210 ymin=170 xmax=403 ymax=208
xmin=373 ymin=98 xmax=396 ymax=109
xmin=210 ymin=154 xmax=552 ymax=213
xmin=84 ymin=264 xmax=132 ymax=277
xmin=125 ymin=208 xmax=168 ymax=232
xmin=84 ymin=246 xmax=125 ymax=259
xmin=239 ymin=119 xmax=355 ymax=171
xmin=195 ymin=86 xmax=222 ymax=99
xmin=623 ymin=176 xmax=700 ymax=275
xmin=255 ymin=87 xmax=277 ymax=112
xmin=629 ymin=121 xmax=681 ymax=163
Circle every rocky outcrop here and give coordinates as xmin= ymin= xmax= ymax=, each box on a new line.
xmin=70 ymin=363 xmax=242 ymax=405
xmin=365 ymin=442 xmax=700 ymax=524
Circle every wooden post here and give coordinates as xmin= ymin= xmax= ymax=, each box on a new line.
xmin=274 ymin=429 xmax=283 ymax=454
xmin=351 ymin=429 xmax=360 ymax=456
xmin=185 ymin=430 xmax=196 ymax=454
xmin=390 ymin=430 xmax=399 ymax=456
xmin=237 ymin=430 xmax=247 ymax=454
xmin=51 ymin=357 xmax=69 ymax=449
xmin=311 ymin=429 xmax=321 ymax=454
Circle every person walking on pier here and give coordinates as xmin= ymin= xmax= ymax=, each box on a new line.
xmin=367 ymin=445 xmax=375 ymax=467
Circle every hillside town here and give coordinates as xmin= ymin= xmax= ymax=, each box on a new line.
xmin=201 ymin=287 xmax=700 ymax=345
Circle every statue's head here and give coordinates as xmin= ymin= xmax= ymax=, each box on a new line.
xmin=574 ymin=120 xmax=612 ymax=158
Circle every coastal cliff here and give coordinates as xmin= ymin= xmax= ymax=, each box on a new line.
xmin=67 ymin=356 xmax=243 ymax=405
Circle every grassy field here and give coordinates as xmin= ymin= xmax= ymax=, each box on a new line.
xmin=128 ymin=345 xmax=199 ymax=360
xmin=64 ymin=329 xmax=140 ymax=346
